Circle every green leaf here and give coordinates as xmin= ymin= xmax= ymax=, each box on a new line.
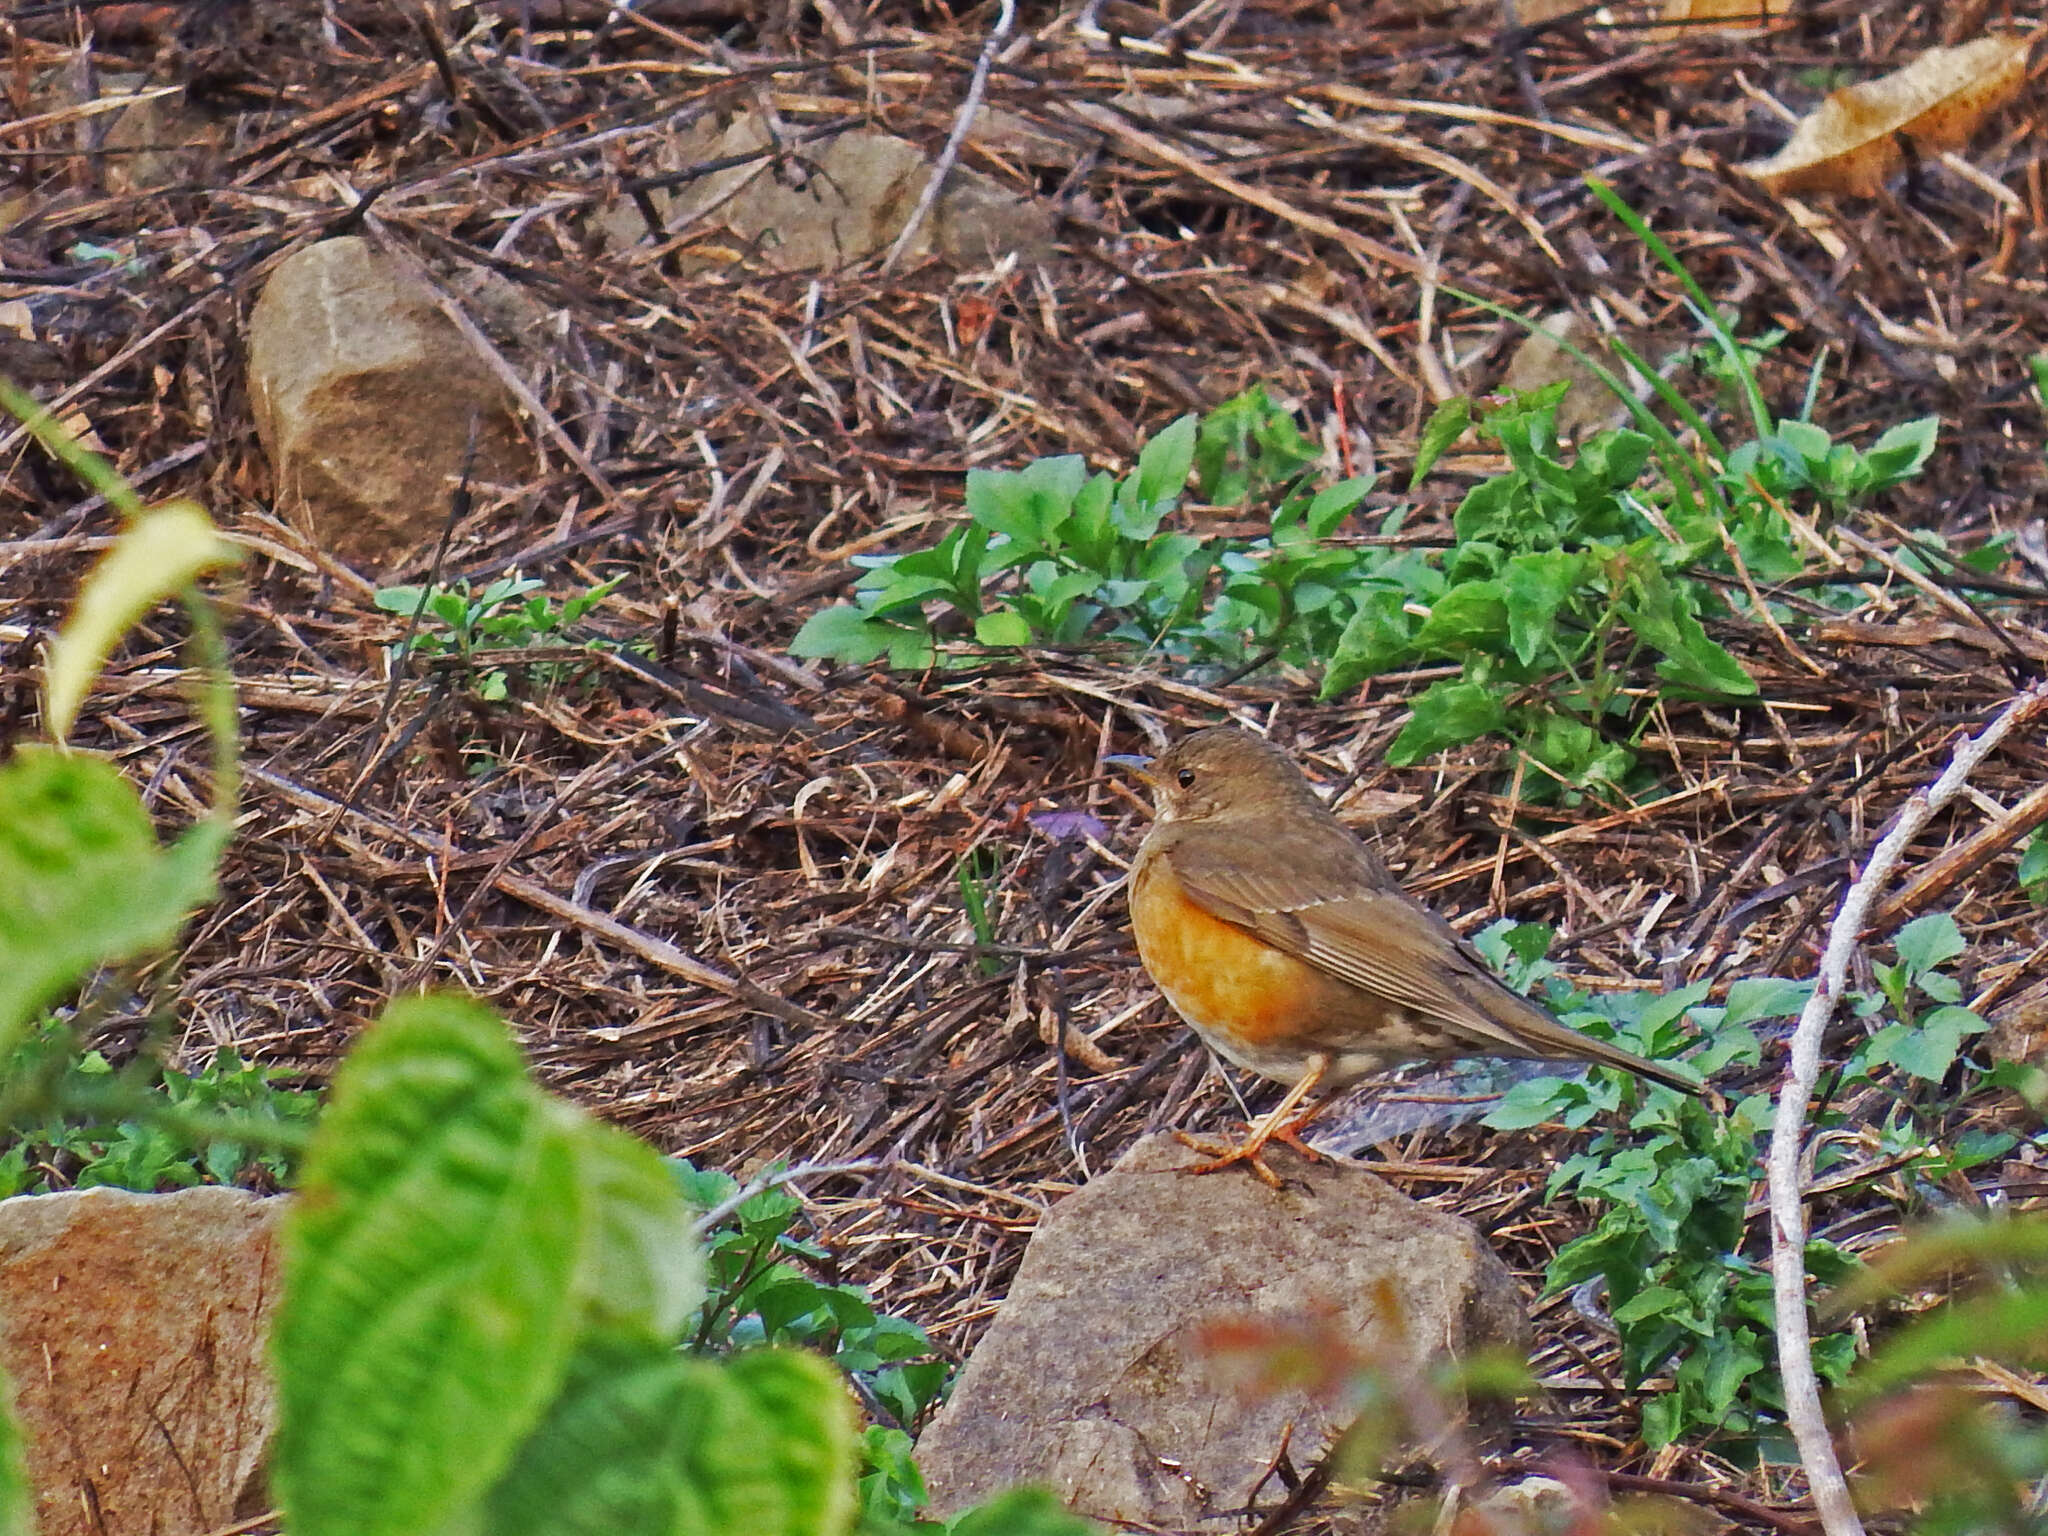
xmin=1851 ymin=1284 xmax=2048 ymax=1403
xmin=1863 ymin=416 xmax=1938 ymax=487
xmin=1411 ymin=398 xmax=1472 ymax=487
xmin=574 ymin=1117 xmax=704 ymax=1345
xmin=0 ymin=1363 xmax=30 ymax=1536
xmin=947 ymin=1487 xmax=1101 ymax=1536
xmin=1131 ymin=414 xmax=1197 ymax=515
xmin=491 ymin=1341 xmax=855 ymax=1536
xmin=973 ymin=609 xmax=1034 ymax=648
xmin=1720 ymin=978 xmax=1813 ymax=1027
xmin=1320 ymin=589 xmax=1417 ymax=700
xmin=2019 ymin=828 xmax=2048 ymax=903
xmin=1412 ymin=581 xmax=1508 ymax=656
xmin=273 ymin=995 xmax=591 ymax=1536
xmin=1386 ymin=679 xmax=1509 ymax=766
xmin=789 ymin=607 xmax=897 ymax=665
xmin=1306 ymin=477 xmax=1374 ymax=539
xmin=1894 ymin=912 xmax=1966 ymax=976
xmin=723 ymin=1350 xmax=858 ymax=1536
xmin=1869 ymin=1007 xmax=1981 ymax=1083
xmin=0 ymin=746 xmax=222 ymax=1043
xmin=44 ymin=499 xmax=239 ymax=740
xmin=1501 ymin=552 xmax=1580 ymax=668
xmin=1483 ymin=1076 xmax=1574 ymax=1131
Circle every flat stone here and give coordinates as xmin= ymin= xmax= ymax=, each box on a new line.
xmin=0 ymin=1187 xmax=283 ymax=1536
xmin=246 ymin=236 xmax=528 ymax=569
xmin=637 ymin=113 xmax=1054 ymax=271
xmin=915 ymin=1133 xmax=1528 ymax=1532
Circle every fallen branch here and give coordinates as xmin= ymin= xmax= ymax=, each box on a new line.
xmin=1767 ymin=681 xmax=2048 ymax=1536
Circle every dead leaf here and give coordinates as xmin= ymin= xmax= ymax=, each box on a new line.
xmin=1661 ymin=0 xmax=1788 ymax=31
xmin=1744 ymin=34 xmax=2036 ymax=197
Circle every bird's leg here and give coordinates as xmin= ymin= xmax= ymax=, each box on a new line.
xmin=1176 ymin=1055 xmax=1332 ymax=1187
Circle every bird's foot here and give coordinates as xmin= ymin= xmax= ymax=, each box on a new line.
xmin=1172 ymin=1126 xmax=1328 ymax=1188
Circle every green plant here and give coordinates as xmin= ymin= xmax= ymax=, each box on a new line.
xmin=795 ymin=198 xmax=1942 ymax=800
xmin=0 ymin=1030 xmax=316 ymax=1195
xmin=790 ymin=386 xmax=1378 ymax=675
xmin=0 ymin=387 xmax=1095 ymax=1536
xmin=374 ymin=574 xmax=621 ymax=701
xmin=1480 ymin=912 xmax=1998 ymax=1451
xmin=2018 ymin=827 xmax=2048 ymax=904
xmin=674 ymin=1162 xmax=952 ymax=1433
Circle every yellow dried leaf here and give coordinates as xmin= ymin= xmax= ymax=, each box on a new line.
xmin=45 ymin=500 xmax=239 ymax=741
xmin=1659 ymin=0 xmax=1788 ymax=33
xmin=1744 ymin=33 xmax=2036 ymax=197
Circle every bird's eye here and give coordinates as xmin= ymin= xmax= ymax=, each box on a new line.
xmin=1176 ymin=768 xmax=1196 ymax=789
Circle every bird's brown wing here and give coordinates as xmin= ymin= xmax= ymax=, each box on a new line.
xmin=1161 ymin=826 xmax=1700 ymax=1091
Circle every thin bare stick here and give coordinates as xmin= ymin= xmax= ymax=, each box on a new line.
xmin=880 ymin=0 xmax=1015 ymax=274
xmin=692 ymin=1158 xmax=888 ymax=1234
xmin=1768 ymin=681 xmax=2048 ymax=1536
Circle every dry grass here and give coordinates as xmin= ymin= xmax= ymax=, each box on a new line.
xmin=5 ymin=0 xmax=2048 ymax=1523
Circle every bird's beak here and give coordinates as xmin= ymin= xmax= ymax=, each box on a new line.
xmin=1103 ymin=753 xmax=1157 ymax=787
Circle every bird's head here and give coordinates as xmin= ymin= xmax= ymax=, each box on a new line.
xmin=1108 ymin=727 xmax=1326 ymax=825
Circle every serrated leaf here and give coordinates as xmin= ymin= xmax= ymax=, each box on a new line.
xmin=575 ymin=1118 xmax=704 ymax=1345
xmin=45 ymin=499 xmax=239 ymax=740
xmin=273 ymin=995 xmax=592 ymax=1536
xmin=491 ymin=1341 xmax=855 ymax=1536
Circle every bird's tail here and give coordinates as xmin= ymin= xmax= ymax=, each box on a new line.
xmin=1491 ymin=987 xmax=1706 ymax=1096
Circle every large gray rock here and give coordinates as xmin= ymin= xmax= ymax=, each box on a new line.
xmin=916 ymin=1134 xmax=1527 ymax=1532
xmin=0 ymin=1187 xmax=283 ymax=1536
xmin=247 ymin=236 xmax=528 ymax=568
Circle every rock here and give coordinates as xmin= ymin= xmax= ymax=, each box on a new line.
xmin=0 ymin=1187 xmax=284 ymax=1536
xmin=1499 ymin=311 xmax=1634 ymax=442
xmin=915 ymin=1134 xmax=1528 ymax=1532
xmin=625 ymin=113 xmax=1055 ymax=271
xmin=246 ymin=237 xmax=528 ymax=568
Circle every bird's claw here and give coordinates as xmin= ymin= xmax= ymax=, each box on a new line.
xmin=1172 ymin=1126 xmax=1329 ymax=1188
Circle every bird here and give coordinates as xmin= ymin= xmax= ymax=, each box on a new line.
xmin=1113 ymin=726 xmax=1702 ymax=1186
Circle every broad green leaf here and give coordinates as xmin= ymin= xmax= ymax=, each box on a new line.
xmin=724 ymin=1350 xmax=857 ymax=1536
xmin=1320 ymin=589 xmax=1416 ymax=700
xmin=2019 ymin=828 xmax=2048 ymax=902
xmin=1482 ymin=1075 xmax=1574 ymax=1131
xmin=1894 ymin=912 xmax=1966 ymax=976
xmin=1410 ymin=398 xmax=1472 ymax=487
xmin=575 ymin=1117 xmax=705 ymax=1345
xmin=0 ymin=745 xmax=222 ymax=1042
xmin=373 ymin=585 xmax=428 ymax=615
xmin=1850 ymin=1284 xmax=2048 ymax=1403
xmin=0 ymin=1362 xmax=29 ymax=1536
xmin=1386 ymin=679 xmax=1508 ymax=766
xmin=1576 ymin=429 xmax=1654 ymax=491
xmin=1412 ymin=580 xmax=1507 ymax=656
xmin=45 ymin=499 xmax=239 ymax=740
xmin=274 ymin=995 xmax=591 ymax=1536
xmin=1501 ymin=552 xmax=1580 ymax=668
xmin=789 ymin=608 xmax=895 ymax=665
xmin=1130 ymin=414 xmax=1196 ymax=514
xmin=1306 ymin=476 xmax=1373 ymax=539
xmin=491 ymin=1341 xmax=856 ymax=1536
xmin=1864 ymin=416 xmax=1938 ymax=486
xmin=973 ymin=609 xmax=1033 ymax=648
xmin=1720 ymin=977 xmax=1813 ymax=1027
xmin=948 ymin=1488 xmax=1101 ymax=1536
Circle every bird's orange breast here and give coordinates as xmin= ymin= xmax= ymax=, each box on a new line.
xmin=1129 ymin=852 xmax=1321 ymax=1051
